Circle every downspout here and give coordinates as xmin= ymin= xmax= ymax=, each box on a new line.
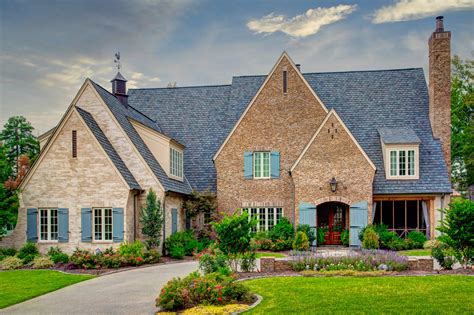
xmin=133 ymin=189 xmax=143 ymax=242
xmin=162 ymin=191 xmax=168 ymax=256
xmin=289 ymin=170 xmax=296 ymax=232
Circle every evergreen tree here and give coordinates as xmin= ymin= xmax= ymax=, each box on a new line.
xmin=0 ymin=116 xmax=39 ymax=175
xmin=140 ymin=189 xmax=164 ymax=249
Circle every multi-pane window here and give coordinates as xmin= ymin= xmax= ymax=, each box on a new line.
xmin=93 ymin=208 xmax=112 ymax=241
xmin=254 ymin=152 xmax=270 ymax=179
xmin=170 ymin=147 xmax=183 ymax=178
xmin=246 ymin=207 xmax=283 ymax=232
xmin=389 ymin=149 xmax=416 ymax=178
xmin=39 ymin=209 xmax=58 ymax=241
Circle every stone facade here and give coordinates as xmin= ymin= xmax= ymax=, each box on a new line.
xmin=215 ymin=54 xmax=327 ymax=220
xmin=292 ymin=112 xmax=376 ymax=224
xmin=428 ymin=24 xmax=451 ymax=172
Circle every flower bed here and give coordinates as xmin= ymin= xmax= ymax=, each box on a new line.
xmin=288 ymin=249 xmax=409 ymax=272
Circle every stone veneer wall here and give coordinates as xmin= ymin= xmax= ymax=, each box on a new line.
xmin=292 ymin=113 xmax=375 ymax=225
xmin=215 ymin=56 xmax=327 ymax=221
xmin=0 ymin=110 xmax=133 ymax=253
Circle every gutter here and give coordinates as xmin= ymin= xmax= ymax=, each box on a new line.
xmin=162 ymin=191 xmax=168 ymax=256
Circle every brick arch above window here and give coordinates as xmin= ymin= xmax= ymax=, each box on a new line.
xmin=314 ymin=196 xmax=352 ymax=207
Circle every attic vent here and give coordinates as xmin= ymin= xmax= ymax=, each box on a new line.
xmin=283 ymin=70 xmax=287 ymax=94
xmin=72 ymin=130 xmax=77 ymax=158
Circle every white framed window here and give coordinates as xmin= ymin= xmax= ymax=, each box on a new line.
xmin=93 ymin=208 xmax=113 ymax=241
xmin=246 ymin=207 xmax=283 ymax=232
xmin=387 ymin=148 xmax=418 ymax=179
xmin=39 ymin=208 xmax=58 ymax=241
xmin=170 ymin=147 xmax=183 ymax=179
xmin=253 ymin=152 xmax=270 ymax=179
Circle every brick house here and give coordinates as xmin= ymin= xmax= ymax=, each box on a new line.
xmin=1 ymin=17 xmax=451 ymax=251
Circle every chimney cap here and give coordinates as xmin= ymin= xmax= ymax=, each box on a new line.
xmin=436 ymin=16 xmax=444 ymax=20
xmin=111 ymin=71 xmax=127 ymax=82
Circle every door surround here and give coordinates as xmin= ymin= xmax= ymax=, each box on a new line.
xmin=314 ymin=196 xmax=352 ymax=207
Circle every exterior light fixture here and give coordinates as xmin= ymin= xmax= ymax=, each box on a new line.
xmin=330 ymin=177 xmax=337 ymax=193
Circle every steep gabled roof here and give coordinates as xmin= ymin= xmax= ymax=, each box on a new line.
xmin=128 ymin=67 xmax=451 ymax=194
xmin=76 ymin=106 xmax=141 ymax=190
xmin=90 ymin=81 xmax=192 ymax=195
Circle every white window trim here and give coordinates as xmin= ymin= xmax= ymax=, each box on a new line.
xmin=246 ymin=207 xmax=284 ymax=231
xmin=93 ymin=208 xmax=113 ymax=242
xmin=384 ymin=145 xmax=419 ymax=180
xmin=253 ymin=152 xmax=271 ymax=179
xmin=169 ymin=146 xmax=184 ymax=181
xmin=38 ymin=208 xmax=58 ymax=243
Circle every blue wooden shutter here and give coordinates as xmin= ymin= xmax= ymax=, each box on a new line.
xmin=270 ymin=151 xmax=280 ymax=178
xmin=26 ymin=208 xmax=38 ymax=242
xmin=112 ymin=207 xmax=124 ymax=242
xmin=349 ymin=201 xmax=368 ymax=247
xmin=58 ymin=208 xmax=69 ymax=243
xmin=171 ymin=209 xmax=178 ymax=234
xmin=81 ymin=208 xmax=92 ymax=242
xmin=244 ymin=152 xmax=253 ymax=179
xmin=299 ymin=202 xmax=317 ymax=246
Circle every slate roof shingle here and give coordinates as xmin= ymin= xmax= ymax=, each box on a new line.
xmin=76 ymin=106 xmax=141 ymax=190
xmin=378 ymin=128 xmax=421 ymax=144
xmin=90 ymin=81 xmax=192 ymax=195
xmin=126 ymin=68 xmax=451 ymax=195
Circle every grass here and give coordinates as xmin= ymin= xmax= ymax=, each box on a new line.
xmin=255 ymin=252 xmax=286 ymax=259
xmin=0 ymin=270 xmax=94 ymax=309
xmin=397 ymin=249 xmax=431 ymax=256
xmin=243 ymin=276 xmax=474 ymax=314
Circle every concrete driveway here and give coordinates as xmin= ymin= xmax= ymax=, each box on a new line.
xmin=1 ymin=261 xmax=198 ymax=315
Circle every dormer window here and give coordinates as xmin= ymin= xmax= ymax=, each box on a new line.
xmin=378 ymin=128 xmax=420 ymax=180
xmin=170 ymin=147 xmax=183 ymax=179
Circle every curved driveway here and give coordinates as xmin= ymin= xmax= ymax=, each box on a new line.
xmin=1 ymin=261 xmax=198 ymax=315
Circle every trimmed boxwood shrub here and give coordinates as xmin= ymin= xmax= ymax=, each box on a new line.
xmin=407 ymin=231 xmax=428 ymax=249
xmin=17 ymin=242 xmax=39 ymax=264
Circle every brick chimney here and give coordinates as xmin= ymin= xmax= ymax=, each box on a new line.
xmin=111 ymin=72 xmax=128 ymax=107
xmin=428 ymin=16 xmax=451 ymax=172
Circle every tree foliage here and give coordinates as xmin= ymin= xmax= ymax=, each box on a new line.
xmin=140 ymin=189 xmax=164 ymax=249
xmin=451 ymin=54 xmax=474 ymax=191
xmin=0 ymin=116 xmax=39 ymax=176
xmin=437 ymin=198 xmax=474 ymax=268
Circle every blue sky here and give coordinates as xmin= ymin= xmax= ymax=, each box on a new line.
xmin=1 ymin=0 xmax=473 ymax=134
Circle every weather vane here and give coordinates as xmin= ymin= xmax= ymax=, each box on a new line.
xmin=114 ymin=52 xmax=121 ymax=71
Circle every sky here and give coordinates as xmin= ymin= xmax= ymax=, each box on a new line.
xmin=1 ymin=0 xmax=473 ymax=134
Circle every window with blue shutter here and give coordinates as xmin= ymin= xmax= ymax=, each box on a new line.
xmin=81 ymin=208 xmax=92 ymax=242
xmin=349 ymin=201 xmax=368 ymax=247
xmin=270 ymin=151 xmax=280 ymax=178
xmin=112 ymin=208 xmax=124 ymax=242
xmin=299 ymin=202 xmax=316 ymax=246
xmin=171 ymin=209 xmax=178 ymax=234
xmin=58 ymin=208 xmax=69 ymax=242
xmin=244 ymin=152 xmax=253 ymax=179
xmin=27 ymin=208 xmax=38 ymax=242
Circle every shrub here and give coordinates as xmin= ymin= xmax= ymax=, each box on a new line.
xmin=438 ymin=198 xmax=474 ymax=267
xmin=213 ymin=210 xmax=256 ymax=271
xmin=316 ymin=228 xmax=326 ymax=245
xmin=143 ymin=249 xmax=161 ymax=264
xmin=140 ymin=189 xmax=164 ymax=249
xmin=198 ymin=247 xmax=229 ymax=275
xmin=119 ymin=240 xmax=144 ymax=259
xmin=70 ymin=248 xmax=98 ymax=269
xmin=293 ymin=231 xmax=309 ymax=251
xmin=431 ymin=240 xmax=456 ymax=270
xmin=0 ymin=256 xmax=23 ymax=270
xmin=17 ymin=242 xmax=39 ymax=264
xmin=252 ymin=231 xmax=273 ymax=250
xmin=101 ymin=252 xmax=126 ymax=268
xmin=387 ymin=237 xmax=406 ymax=251
xmin=362 ymin=227 xmax=379 ymax=249
xmin=424 ymin=239 xmax=438 ymax=249
xmin=340 ymin=229 xmax=349 ymax=247
xmin=156 ymin=272 xmax=253 ymax=311
xmin=170 ymin=246 xmax=185 ymax=259
xmin=240 ymin=251 xmax=256 ymax=272
xmin=269 ymin=217 xmax=294 ymax=243
xmin=407 ymin=231 xmax=428 ymax=249
xmin=297 ymin=224 xmax=315 ymax=246
xmin=31 ymin=256 xmax=54 ymax=269
xmin=165 ymin=231 xmax=203 ymax=258
xmin=0 ymin=247 xmax=17 ymax=261
xmin=46 ymin=246 xmax=69 ymax=264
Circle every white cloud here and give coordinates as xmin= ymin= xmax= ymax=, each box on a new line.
xmin=372 ymin=0 xmax=474 ymax=24
xmin=247 ymin=5 xmax=357 ymax=38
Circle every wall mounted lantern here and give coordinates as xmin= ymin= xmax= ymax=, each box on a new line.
xmin=329 ymin=177 xmax=337 ymax=193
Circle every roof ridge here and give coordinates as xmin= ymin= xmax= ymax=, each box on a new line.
xmin=129 ymin=84 xmax=232 ymax=91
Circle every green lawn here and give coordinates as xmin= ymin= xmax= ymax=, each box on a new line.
xmin=255 ymin=252 xmax=286 ymax=259
xmin=243 ymin=276 xmax=474 ymax=314
xmin=397 ymin=249 xmax=431 ymax=256
xmin=0 ymin=270 xmax=94 ymax=309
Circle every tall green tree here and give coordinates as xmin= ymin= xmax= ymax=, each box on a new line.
xmin=140 ymin=189 xmax=164 ymax=249
xmin=0 ymin=145 xmax=18 ymax=238
xmin=451 ymin=54 xmax=474 ymax=191
xmin=0 ymin=116 xmax=39 ymax=175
